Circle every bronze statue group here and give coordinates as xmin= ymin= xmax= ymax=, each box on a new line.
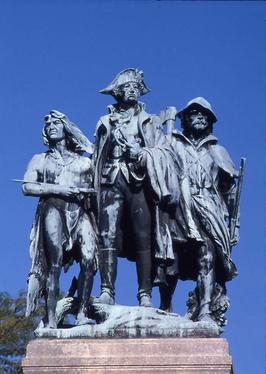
xmin=22 ymin=68 xmax=243 ymax=330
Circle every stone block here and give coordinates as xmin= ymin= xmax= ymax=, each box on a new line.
xmin=22 ymin=338 xmax=232 ymax=373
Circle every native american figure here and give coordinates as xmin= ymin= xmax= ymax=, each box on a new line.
xmin=23 ymin=110 xmax=97 ymax=328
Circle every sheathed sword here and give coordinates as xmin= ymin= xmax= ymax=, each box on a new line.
xmin=230 ymin=157 xmax=246 ymax=243
xmin=12 ymin=179 xmax=96 ymax=194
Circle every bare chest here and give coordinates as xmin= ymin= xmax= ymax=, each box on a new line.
xmin=37 ymin=155 xmax=91 ymax=188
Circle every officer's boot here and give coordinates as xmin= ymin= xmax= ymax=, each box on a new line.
xmin=159 ymin=275 xmax=178 ymax=313
xmin=136 ymin=250 xmax=153 ymax=307
xmin=97 ymin=248 xmax=117 ymax=305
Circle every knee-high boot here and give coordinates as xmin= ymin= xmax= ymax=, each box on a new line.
xmin=159 ymin=275 xmax=178 ymax=313
xmin=97 ymin=248 xmax=117 ymax=305
xmin=136 ymin=250 xmax=153 ymax=307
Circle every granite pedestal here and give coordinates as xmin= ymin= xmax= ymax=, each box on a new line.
xmin=22 ymin=338 xmax=232 ymax=373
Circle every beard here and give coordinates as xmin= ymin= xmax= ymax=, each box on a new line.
xmin=191 ymin=121 xmax=208 ymax=133
xmin=183 ymin=119 xmax=212 ymax=140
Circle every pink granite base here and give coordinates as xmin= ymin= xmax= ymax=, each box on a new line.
xmin=22 ymin=338 xmax=232 ymax=373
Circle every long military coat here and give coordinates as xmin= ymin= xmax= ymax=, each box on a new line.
xmin=170 ymin=130 xmax=238 ymax=282
xmin=92 ymin=105 xmax=179 ymax=266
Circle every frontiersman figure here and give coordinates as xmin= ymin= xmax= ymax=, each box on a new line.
xmin=160 ymin=97 xmax=240 ymax=327
xmin=93 ymin=68 xmax=178 ymax=307
xmin=23 ymin=110 xmax=97 ymax=328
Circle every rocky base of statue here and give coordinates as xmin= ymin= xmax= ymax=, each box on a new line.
xmin=22 ymin=337 xmax=232 ymax=373
xmin=34 ymin=297 xmax=220 ymax=339
xmin=186 ymin=283 xmax=230 ymax=329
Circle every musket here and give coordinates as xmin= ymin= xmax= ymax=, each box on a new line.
xmin=230 ymin=157 xmax=246 ymax=243
xmin=12 ymin=179 xmax=96 ymax=194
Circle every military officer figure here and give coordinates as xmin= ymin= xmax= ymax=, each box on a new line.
xmin=93 ymin=68 xmax=178 ymax=307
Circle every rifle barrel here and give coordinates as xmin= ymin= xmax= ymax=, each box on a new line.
xmin=230 ymin=157 xmax=246 ymax=242
xmin=12 ymin=179 xmax=96 ymax=193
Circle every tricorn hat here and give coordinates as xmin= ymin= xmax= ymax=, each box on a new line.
xmin=177 ymin=97 xmax=217 ymax=123
xmin=99 ymin=68 xmax=151 ymax=97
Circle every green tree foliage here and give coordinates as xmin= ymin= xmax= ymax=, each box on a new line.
xmin=0 ymin=291 xmax=44 ymax=374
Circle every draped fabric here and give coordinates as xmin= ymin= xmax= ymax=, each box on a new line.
xmin=192 ymin=194 xmax=237 ymax=280
xmin=93 ymin=108 xmax=179 ymax=268
xmin=143 ymin=146 xmax=179 ymax=206
xmin=169 ymin=131 xmax=238 ymax=282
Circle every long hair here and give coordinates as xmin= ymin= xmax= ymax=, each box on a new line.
xmin=42 ymin=110 xmax=94 ymax=154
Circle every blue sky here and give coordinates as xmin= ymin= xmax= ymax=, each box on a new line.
xmin=0 ymin=1 xmax=265 ymax=373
